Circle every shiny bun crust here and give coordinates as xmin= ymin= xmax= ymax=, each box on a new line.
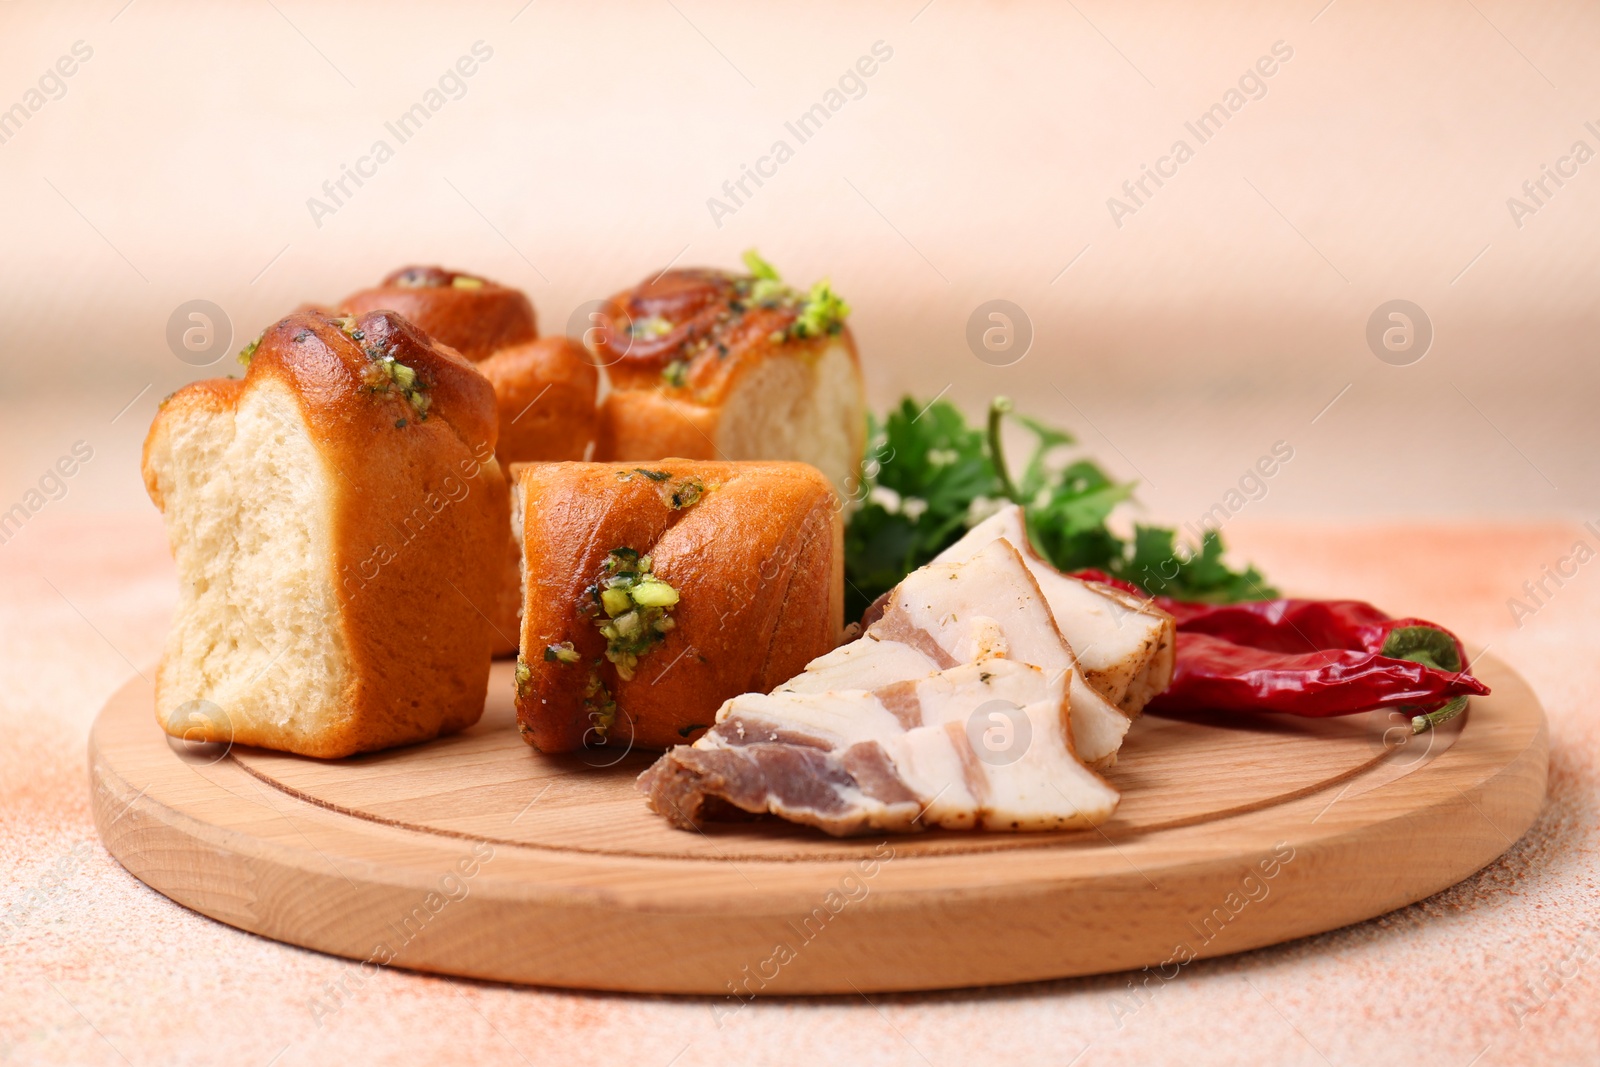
xmin=514 ymin=460 xmax=844 ymax=753
xmin=256 ymin=308 xmax=502 ymax=451
xmin=592 ymin=268 xmax=827 ymax=398
xmin=476 ymin=336 xmax=599 ymax=463
xmin=339 ymin=269 xmax=585 ymax=666
xmin=590 ymin=269 xmax=867 ymax=498
xmin=340 ymin=265 xmax=537 ymax=361
xmin=141 ymin=308 xmax=508 ymax=757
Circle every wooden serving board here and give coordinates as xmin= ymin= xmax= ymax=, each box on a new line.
xmin=89 ymin=654 xmax=1547 ymax=995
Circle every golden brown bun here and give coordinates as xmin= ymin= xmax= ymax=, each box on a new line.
xmin=515 ymin=460 xmax=843 ymax=753
xmin=590 ymin=269 xmax=868 ymax=498
xmin=142 ymin=308 xmax=508 ymax=758
xmin=340 ymin=267 xmax=581 ymax=661
xmin=340 ymin=265 xmax=536 ymax=362
xmin=476 ymin=337 xmax=598 ymax=464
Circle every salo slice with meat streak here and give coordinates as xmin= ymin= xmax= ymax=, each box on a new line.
xmin=640 ymin=538 xmax=1125 ymax=836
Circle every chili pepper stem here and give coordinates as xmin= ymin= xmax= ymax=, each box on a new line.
xmin=1411 ymin=695 xmax=1469 ymax=734
xmin=988 ymin=397 xmax=1022 ymax=504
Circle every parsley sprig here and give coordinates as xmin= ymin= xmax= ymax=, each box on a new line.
xmin=739 ymin=249 xmax=851 ymax=340
xmin=842 ymin=396 xmax=1276 ymax=618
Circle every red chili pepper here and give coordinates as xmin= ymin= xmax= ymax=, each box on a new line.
xmin=1070 ymin=570 xmax=1489 ymax=723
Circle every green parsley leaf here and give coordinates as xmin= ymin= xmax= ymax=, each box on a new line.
xmin=237 ymin=332 xmax=263 ymax=368
xmin=735 ymin=251 xmax=850 ymax=340
xmin=742 ymin=249 xmax=780 ymax=281
xmin=789 ymin=279 xmax=850 ymax=339
xmin=842 ymin=396 xmax=1276 ymax=618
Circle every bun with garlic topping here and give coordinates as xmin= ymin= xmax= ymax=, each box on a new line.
xmin=338 ymin=266 xmax=598 ymax=464
xmin=341 ymin=265 xmax=537 ymax=362
xmin=590 ymin=252 xmax=868 ymax=500
xmin=340 ymin=267 xmax=600 ymax=654
xmin=142 ymin=309 xmax=509 ymax=758
xmin=514 ymin=460 xmax=844 ymax=753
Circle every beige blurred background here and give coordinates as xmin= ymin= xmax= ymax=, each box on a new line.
xmin=1 ymin=0 xmax=1596 ymax=532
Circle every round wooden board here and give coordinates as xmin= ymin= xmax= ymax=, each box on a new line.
xmin=89 ymin=654 xmax=1547 ymax=995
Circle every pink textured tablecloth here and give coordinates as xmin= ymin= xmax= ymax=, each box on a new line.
xmin=2 ymin=512 xmax=1596 ymax=1066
